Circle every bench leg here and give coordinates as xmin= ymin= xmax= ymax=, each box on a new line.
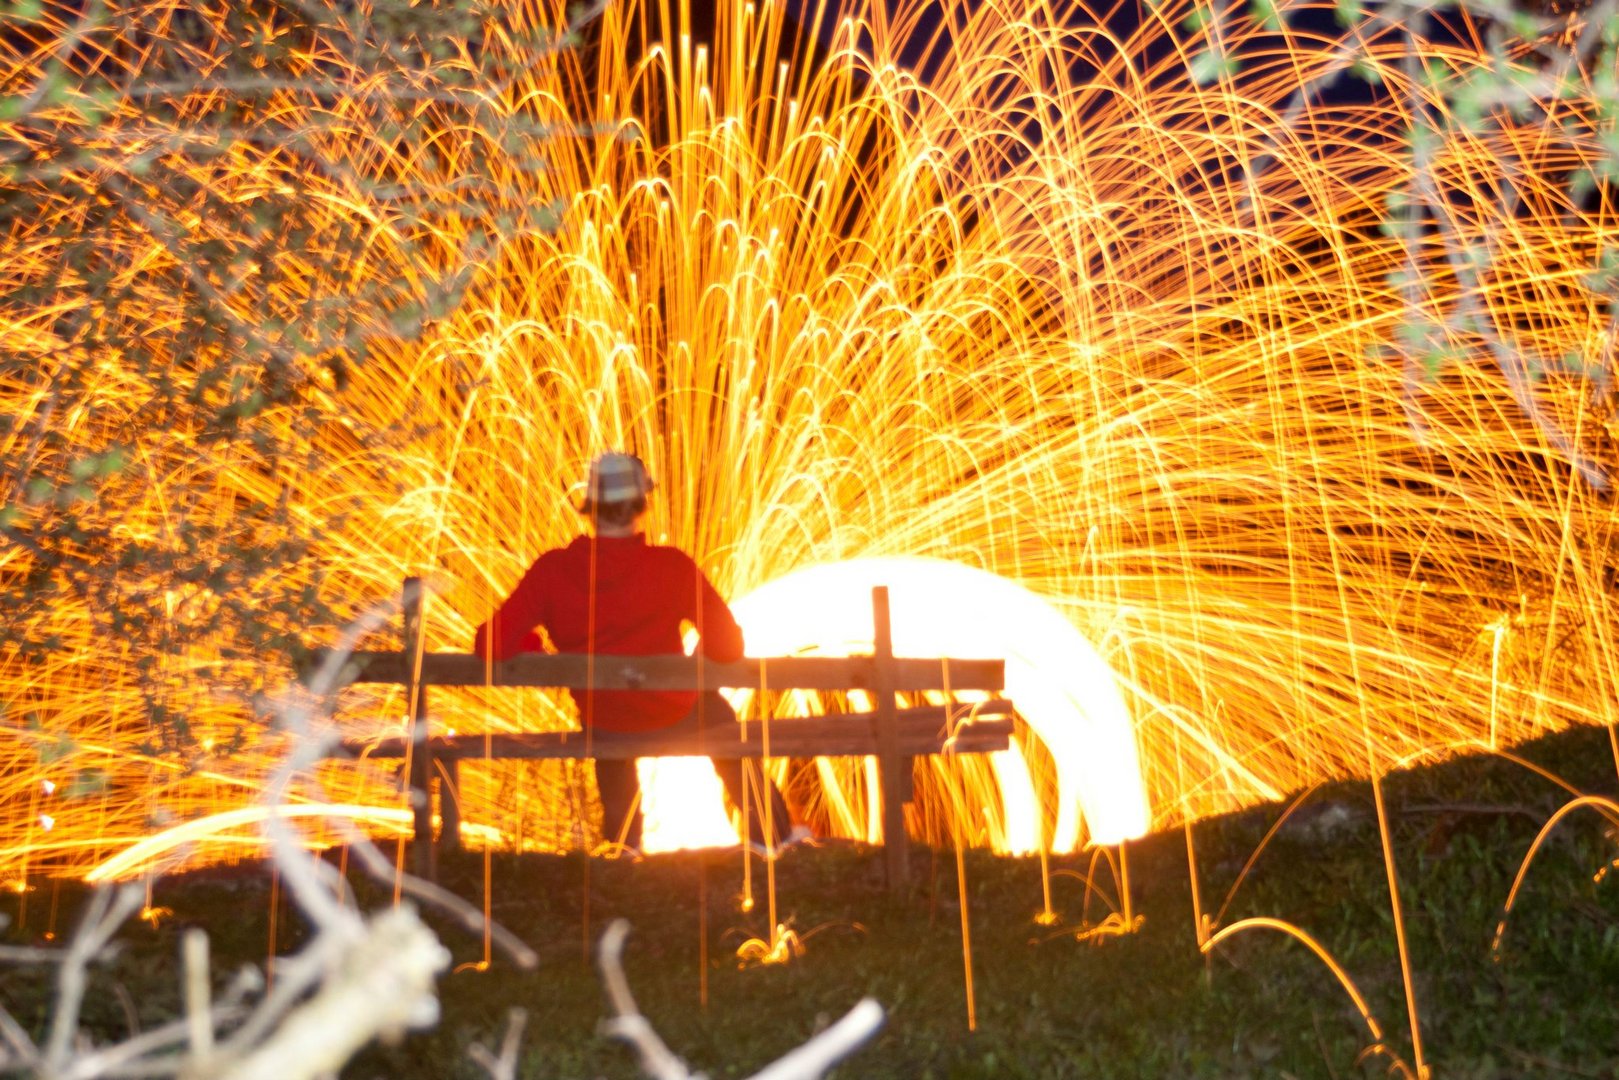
xmin=404 ymin=576 xmax=434 ymax=880
xmin=878 ymin=754 xmax=912 ymax=888
xmin=409 ymin=745 xmax=433 ymax=877
xmin=871 ymin=586 xmax=910 ymax=890
xmin=438 ymin=757 xmax=463 ymax=855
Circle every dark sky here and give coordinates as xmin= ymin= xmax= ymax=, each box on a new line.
xmin=729 ymin=0 xmax=1414 ymax=108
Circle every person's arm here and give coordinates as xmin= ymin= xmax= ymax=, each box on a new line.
xmin=472 ymin=557 xmax=549 ymax=661
xmin=691 ymin=566 xmax=745 ymax=663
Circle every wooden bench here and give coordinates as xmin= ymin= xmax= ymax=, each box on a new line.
xmin=311 ymin=579 xmax=1013 ymax=887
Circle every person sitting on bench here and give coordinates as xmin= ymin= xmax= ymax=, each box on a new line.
xmin=472 ymin=451 xmax=803 ymax=855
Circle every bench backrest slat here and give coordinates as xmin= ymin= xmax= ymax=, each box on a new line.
xmin=316 ymin=649 xmax=1004 ymax=693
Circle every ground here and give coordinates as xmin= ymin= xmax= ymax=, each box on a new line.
xmin=6 ymin=724 xmax=1619 ymax=1078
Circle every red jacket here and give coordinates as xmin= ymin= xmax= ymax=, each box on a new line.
xmin=471 ymin=534 xmax=744 ymax=732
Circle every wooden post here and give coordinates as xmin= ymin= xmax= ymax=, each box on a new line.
xmin=403 ymin=577 xmax=433 ymax=879
xmin=439 ymin=757 xmax=462 ymax=855
xmin=872 ymin=586 xmax=910 ymax=889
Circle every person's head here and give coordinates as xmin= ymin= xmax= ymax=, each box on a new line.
xmin=577 ymin=452 xmax=653 ymax=535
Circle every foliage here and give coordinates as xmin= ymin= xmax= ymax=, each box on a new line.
xmin=0 ymin=0 xmax=574 ymax=747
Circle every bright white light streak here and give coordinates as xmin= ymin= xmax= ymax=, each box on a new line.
xmin=703 ymin=557 xmax=1152 ymax=851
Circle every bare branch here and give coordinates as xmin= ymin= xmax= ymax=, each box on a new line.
xmin=214 ymin=908 xmax=449 ymax=1080
xmin=61 ymin=1006 xmax=246 ymax=1080
xmin=597 ymin=920 xmax=701 ymax=1080
xmin=42 ymin=884 xmax=146 ymax=1075
xmin=744 ymin=1000 xmax=885 ymax=1080
xmin=466 ymin=1008 xmax=527 ymax=1080
xmin=0 ymin=944 xmax=67 ymax=964
xmin=182 ymin=931 xmax=211 ymax=1065
xmin=597 ymin=920 xmax=885 ymax=1080
xmin=340 ymin=836 xmax=540 ymax=971
xmin=0 ymin=1004 xmax=40 ymax=1070
xmin=269 ymin=585 xmax=539 ymax=971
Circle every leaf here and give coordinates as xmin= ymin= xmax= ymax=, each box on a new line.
xmin=1397 ymin=318 xmax=1433 ymax=350
xmin=66 ymin=768 xmax=107 ymax=798
xmin=1190 ymin=48 xmax=1235 ymax=85
xmin=1559 ymin=351 xmax=1599 ymax=380
xmin=1350 ymin=58 xmax=1383 ymax=85
xmin=1507 ymin=11 xmax=1543 ymax=41
xmin=38 ymin=733 xmax=75 ymax=764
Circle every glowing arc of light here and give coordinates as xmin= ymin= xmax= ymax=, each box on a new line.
xmin=1491 ymin=794 xmax=1619 ymax=957
xmin=640 ymin=556 xmax=1151 ymax=853
xmin=84 ymin=804 xmax=502 ymax=884
xmin=1202 ymin=917 xmax=1387 ymax=1044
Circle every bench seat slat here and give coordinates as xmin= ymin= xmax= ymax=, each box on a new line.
xmin=342 ymin=701 xmax=1016 ymax=761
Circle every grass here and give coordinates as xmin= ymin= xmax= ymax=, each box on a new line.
xmin=7 ymin=723 xmax=1619 ymax=1078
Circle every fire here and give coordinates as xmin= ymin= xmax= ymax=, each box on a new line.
xmin=638 ymin=759 xmax=737 ymax=853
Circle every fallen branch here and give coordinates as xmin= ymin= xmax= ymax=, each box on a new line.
xmin=467 ymin=1009 xmax=528 ymax=1080
xmin=214 ymin=908 xmax=449 ymax=1080
xmin=597 ymin=920 xmax=884 ymax=1080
